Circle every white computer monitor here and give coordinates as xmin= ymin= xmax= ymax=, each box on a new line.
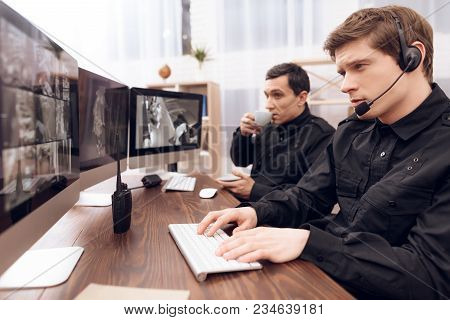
xmin=0 ymin=2 xmax=82 ymax=289
xmin=76 ymin=68 xmax=129 ymax=207
xmin=128 ymin=88 xmax=203 ymax=173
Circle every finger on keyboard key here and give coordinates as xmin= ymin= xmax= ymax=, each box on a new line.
xmin=168 ymin=223 xmax=262 ymax=281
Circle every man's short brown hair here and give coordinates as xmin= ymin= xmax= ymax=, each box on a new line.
xmin=323 ymin=5 xmax=433 ymax=83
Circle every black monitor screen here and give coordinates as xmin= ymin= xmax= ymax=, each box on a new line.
xmin=129 ymin=88 xmax=202 ymax=157
xmin=78 ymin=68 xmax=128 ymax=171
xmin=0 ymin=2 xmax=79 ymax=233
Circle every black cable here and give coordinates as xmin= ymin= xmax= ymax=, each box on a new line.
xmin=370 ymin=59 xmax=413 ymax=105
xmin=128 ymin=185 xmax=146 ymax=191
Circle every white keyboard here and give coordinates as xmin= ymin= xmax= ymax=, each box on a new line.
xmin=168 ymin=223 xmax=262 ymax=281
xmin=162 ymin=176 xmax=196 ymax=192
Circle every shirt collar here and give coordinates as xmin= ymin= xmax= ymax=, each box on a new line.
xmin=278 ymin=103 xmax=312 ymax=130
xmin=390 ymin=83 xmax=449 ymax=141
xmin=359 ymin=83 xmax=448 ymax=140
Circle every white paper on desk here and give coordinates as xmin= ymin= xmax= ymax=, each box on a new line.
xmin=74 ymin=283 xmax=190 ymax=300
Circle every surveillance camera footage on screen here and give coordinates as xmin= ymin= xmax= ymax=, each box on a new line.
xmin=0 ymin=7 xmax=79 ymax=233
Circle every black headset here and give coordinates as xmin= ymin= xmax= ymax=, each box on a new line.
xmin=392 ymin=14 xmax=422 ymax=72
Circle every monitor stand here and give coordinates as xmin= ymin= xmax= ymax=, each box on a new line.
xmin=0 ymin=247 xmax=84 ymax=289
xmin=76 ymin=168 xmax=190 ymax=208
xmin=76 ymin=191 xmax=112 ymax=207
xmin=75 ymin=172 xmax=146 ymax=207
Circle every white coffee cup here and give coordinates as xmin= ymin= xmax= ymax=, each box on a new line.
xmin=254 ymin=111 xmax=272 ymax=127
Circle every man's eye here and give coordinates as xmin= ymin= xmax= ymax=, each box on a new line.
xmin=355 ymin=64 xmax=365 ymax=70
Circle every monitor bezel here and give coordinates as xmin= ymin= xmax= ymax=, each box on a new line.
xmin=0 ymin=1 xmax=80 ymax=277
xmin=129 ymin=87 xmax=203 ymax=158
xmin=78 ymin=68 xmax=129 ymax=172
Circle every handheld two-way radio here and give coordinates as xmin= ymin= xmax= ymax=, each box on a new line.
xmin=111 ymin=133 xmax=132 ymax=234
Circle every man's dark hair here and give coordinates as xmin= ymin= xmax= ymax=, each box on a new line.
xmin=265 ymin=63 xmax=310 ymax=95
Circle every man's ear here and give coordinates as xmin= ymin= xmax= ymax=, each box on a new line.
xmin=297 ymin=90 xmax=308 ymax=105
xmin=411 ymin=41 xmax=426 ymax=70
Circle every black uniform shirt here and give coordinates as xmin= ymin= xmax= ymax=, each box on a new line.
xmin=230 ymin=105 xmax=335 ymax=201
xmin=246 ymin=84 xmax=450 ymax=299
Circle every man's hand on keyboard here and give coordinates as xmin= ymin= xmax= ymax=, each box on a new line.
xmin=216 ymin=227 xmax=311 ymax=264
xmin=197 ymin=207 xmax=258 ymax=237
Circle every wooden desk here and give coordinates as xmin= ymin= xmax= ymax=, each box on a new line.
xmin=2 ymin=174 xmax=353 ymax=300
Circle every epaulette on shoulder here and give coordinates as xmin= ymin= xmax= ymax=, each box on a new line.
xmin=338 ymin=113 xmax=358 ymax=127
xmin=308 ymin=116 xmax=334 ymax=132
xmin=442 ymin=112 xmax=450 ymax=127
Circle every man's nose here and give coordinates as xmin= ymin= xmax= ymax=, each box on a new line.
xmin=340 ymin=73 xmax=358 ymax=94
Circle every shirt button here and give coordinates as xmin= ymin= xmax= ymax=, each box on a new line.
xmin=388 ymin=200 xmax=397 ymax=207
xmin=380 ymin=151 xmax=386 ymax=158
xmin=407 ymin=166 xmax=413 ymax=171
xmin=316 ymin=256 xmax=324 ymax=263
xmin=413 ymin=157 xmax=419 ymax=162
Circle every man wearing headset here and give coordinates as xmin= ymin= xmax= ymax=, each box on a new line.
xmin=198 ymin=6 xmax=450 ymax=299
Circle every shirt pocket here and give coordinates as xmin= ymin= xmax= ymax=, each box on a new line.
xmin=362 ymin=184 xmax=433 ymax=245
xmin=336 ymin=168 xmax=361 ymax=197
xmin=336 ymin=168 xmax=362 ymax=222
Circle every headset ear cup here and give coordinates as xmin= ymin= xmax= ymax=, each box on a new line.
xmin=405 ymin=46 xmax=422 ymax=72
xmin=392 ymin=14 xmax=422 ymax=72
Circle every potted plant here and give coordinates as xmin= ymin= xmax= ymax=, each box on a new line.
xmin=190 ymin=46 xmax=210 ymax=70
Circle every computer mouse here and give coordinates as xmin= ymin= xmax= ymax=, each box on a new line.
xmin=199 ymin=188 xmax=217 ymax=199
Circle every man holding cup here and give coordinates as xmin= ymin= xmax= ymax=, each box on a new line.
xmin=220 ymin=63 xmax=335 ymax=201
